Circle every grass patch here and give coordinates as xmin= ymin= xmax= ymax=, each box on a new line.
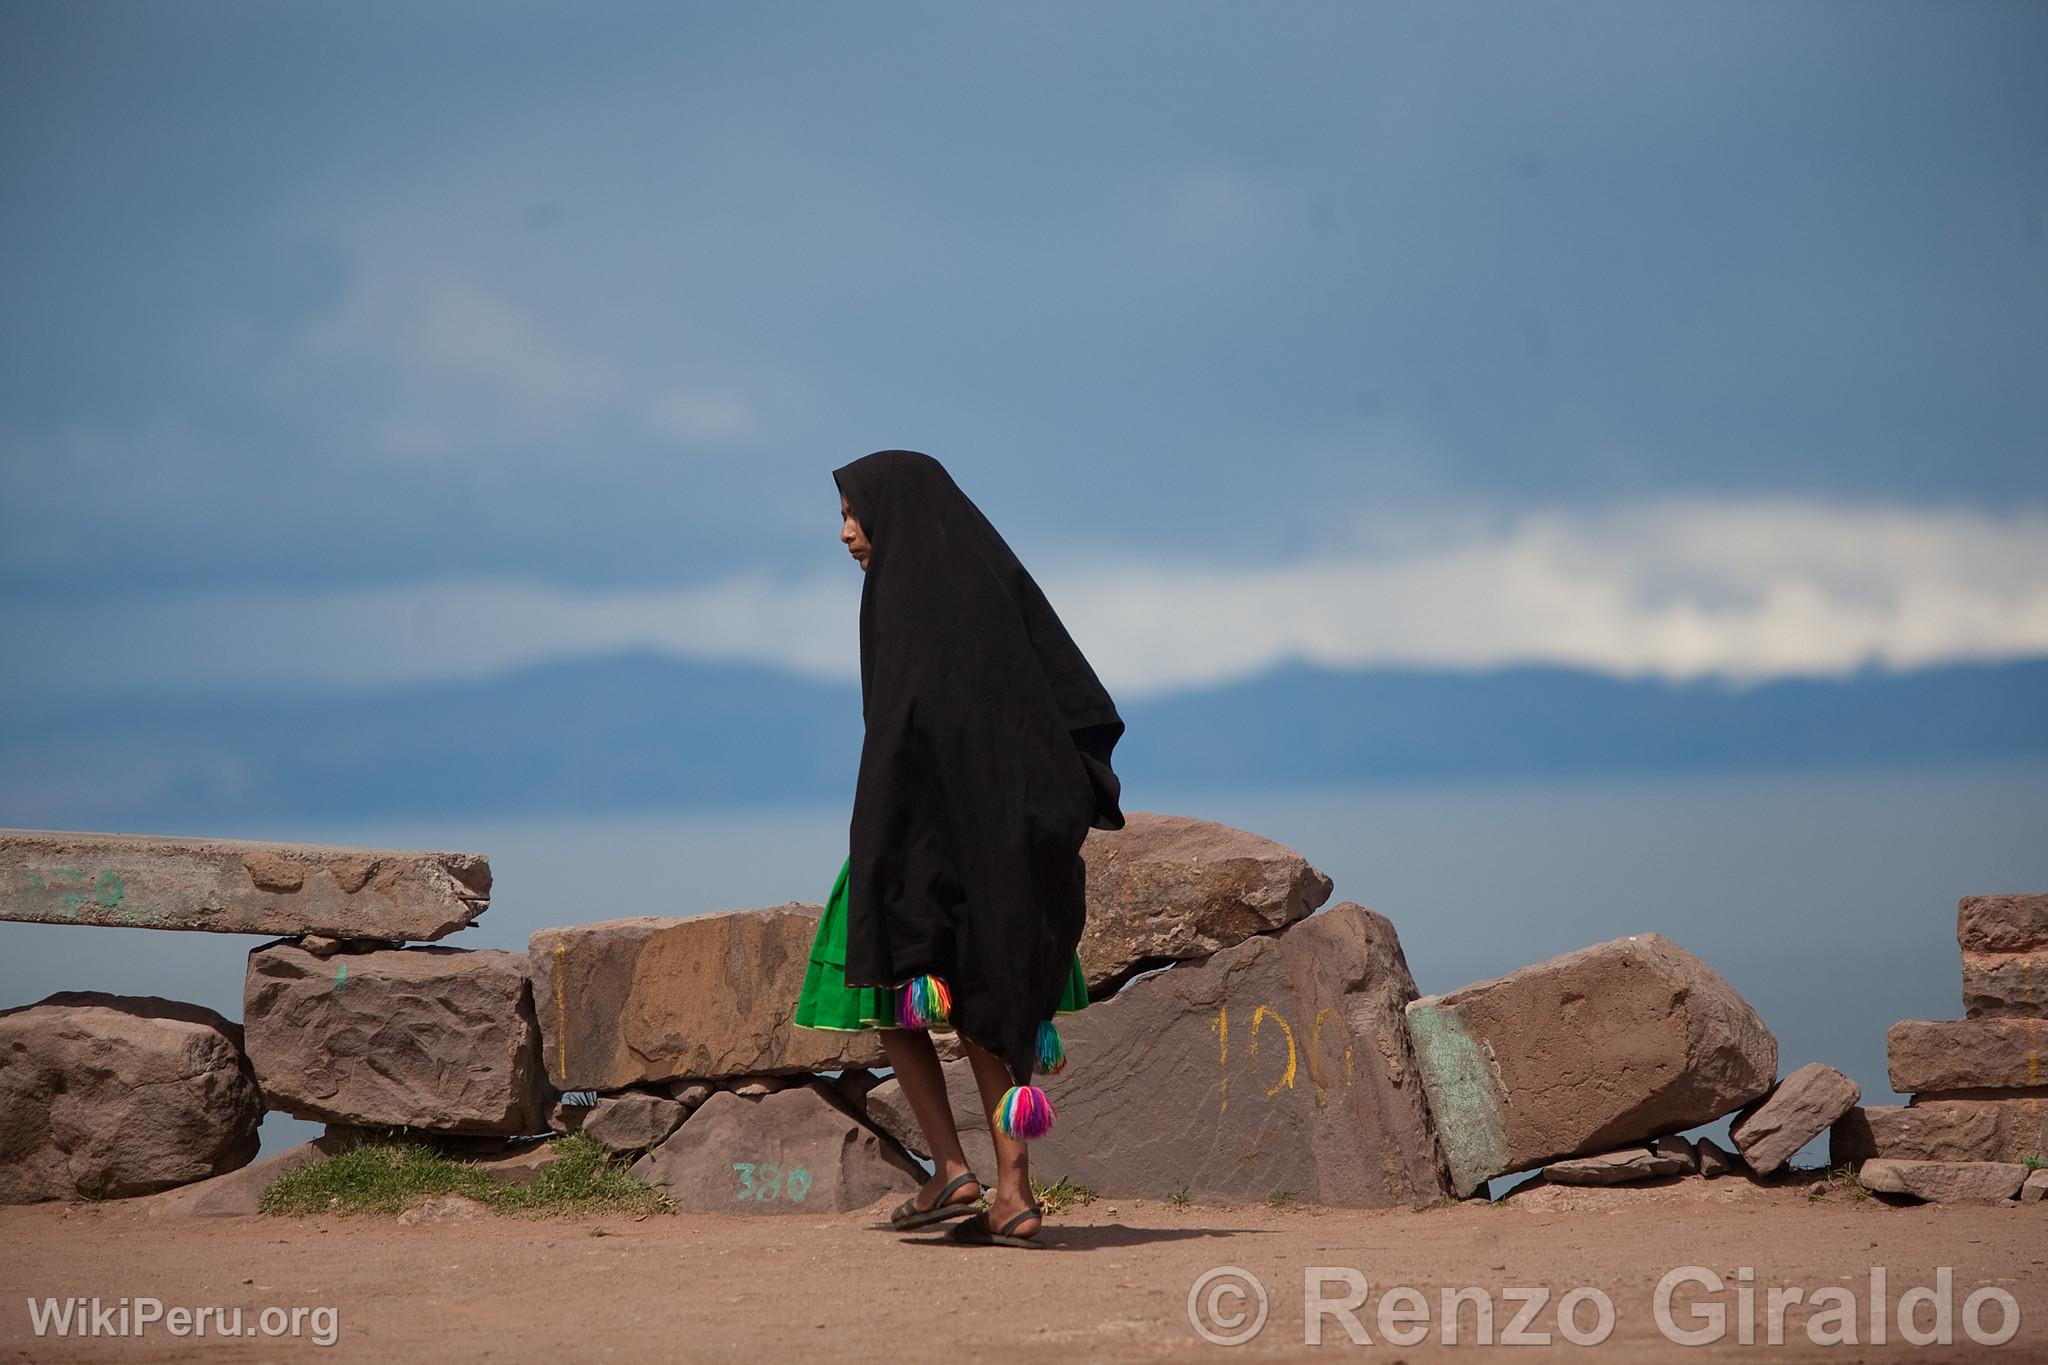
xmin=1808 ymin=1163 xmax=1870 ymax=1203
xmin=2024 ymin=1151 xmax=2044 ymax=1173
xmin=1168 ymin=1185 xmax=1191 ymax=1209
xmin=259 ymin=1134 xmax=668 ymax=1217
xmin=1030 ymin=1175 xmax=1097 ymax=1217
xmin=1267 ymin=1189 xmax=1295 ymax=1209
xmin=491 ymin=1134 xmax=669 ymax=1216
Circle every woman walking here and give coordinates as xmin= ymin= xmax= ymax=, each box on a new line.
xmin=794 ymin=449 xmax=1126 ymax=1249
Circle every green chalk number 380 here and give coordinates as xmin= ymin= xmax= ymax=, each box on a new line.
xmin=733 ymin=1161 xmax=811 ymax=1203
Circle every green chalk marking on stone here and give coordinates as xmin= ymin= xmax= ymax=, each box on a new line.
xmin=94 ymin=870 xmax=125 ymax=909
xmin=334 ymin=963 xmax=347 ymax=992
xmin=1407 ymin=1001 xmax=1511 ymax=1197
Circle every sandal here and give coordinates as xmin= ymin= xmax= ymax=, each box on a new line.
xmin=888 ymin=1171 xmax=983 ymax=1230
xmin=946 ymin=1200 xmax=1045 ymax=1249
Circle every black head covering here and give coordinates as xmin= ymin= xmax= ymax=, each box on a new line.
xmin=833 ymin=449 xmax=1126 ymax=1087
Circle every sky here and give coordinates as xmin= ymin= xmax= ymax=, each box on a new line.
xmin=3 ymin=1 xmax=2046 ymax=709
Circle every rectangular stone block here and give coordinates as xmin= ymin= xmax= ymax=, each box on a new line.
xmin=1887 ymin=1017 xmax=2044 ymax=1093
xmin=1407 ymin=933 xmax=1777 ymax=1196
xmin=1962 ymin=951 xmax=2044 ymax=1017
xmin=1957 ymin=894 xmax=2048 ymax=953
xmin=1831 ymin=1098 xmax=2047 ymax=1167
xmin=244 ymin=942 xmax=545 ymax=1135
xmin=528 ymin=906 xmax=884 ymax=1091
xmin=1 ymin=829 xmax=489 ymax=941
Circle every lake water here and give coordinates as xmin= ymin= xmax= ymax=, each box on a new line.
xmin=7 ymin=761 xmax=2045 ymax=1172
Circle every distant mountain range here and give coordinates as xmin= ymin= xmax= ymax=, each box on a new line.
xmin=3 ymin=653 xmax=2044 ymax=831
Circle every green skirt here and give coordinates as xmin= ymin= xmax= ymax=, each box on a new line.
xmin=794 ymin=855 xmax=1089 ymax=1032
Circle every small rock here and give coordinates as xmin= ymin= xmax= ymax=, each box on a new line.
xmin=1650 ymin=1134 xmax=1699 ymax=1174
xmin=578 ymin=1090 xmax=687 ymax=1153
xmin=727 ymin=1075 xmax=798 ymax=1098
xmin=299 ymin=935 xmax=347 ymax=957
xmin=1543 ymin=1146 xmax=1692 ymax=1187
xmin=1957 ymin=894 xmax=2048 ymax=954
xmin=1857 ymin=1159 xmax=2028 ymax=1204
xmin=1696 ymin=1137 xmax=1741 ymax=1179
xmin=2021 ymin=1168 xmax=2047 ymax=1203
xmin=1730 ymin=1063 xmax=1861 ymax=1176
xmin=667 ymin=1081 xmax=713 ymax=1109
xmin=469 ymin=1141 xmax=564 ymax=1188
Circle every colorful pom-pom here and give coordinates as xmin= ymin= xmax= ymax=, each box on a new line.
xmin=993 ymin=1084 xmax=1056 ymax=1140
xmin=895 ymin=974 xmax=951 ymax=1030
xmin=1035 ymin=1019 xmax=1066 ymax=1075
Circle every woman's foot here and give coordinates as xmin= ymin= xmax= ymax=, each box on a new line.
xmin=889 ymin=1164 xmax=982 ymax=1230
xmin=947 ymin=1189 xmax=1045 ymax=1248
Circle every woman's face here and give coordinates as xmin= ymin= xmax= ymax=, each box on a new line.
xmin=839 ymin=494 xmax=871 ymax=570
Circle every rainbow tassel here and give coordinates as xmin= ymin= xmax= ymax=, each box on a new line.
xmin=895 ymin=974 xmax=951 ymax=1030
xmin=994 ymin=1084 xmax=1056 ymax=1140
xmin=1035 ymin=1019 xmax=1066 ymax=1075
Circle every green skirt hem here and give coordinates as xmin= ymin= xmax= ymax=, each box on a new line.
xmin=793 ymin=856 xmax=1089 ymax=1033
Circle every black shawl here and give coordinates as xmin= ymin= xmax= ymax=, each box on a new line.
xmin=833 ymin=449 xmax=1126 ymax=1087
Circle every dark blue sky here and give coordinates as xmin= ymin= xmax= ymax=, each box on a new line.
xmin=2 ymin=1 xmax=2043 ymax=699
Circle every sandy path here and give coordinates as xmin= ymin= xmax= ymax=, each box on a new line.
xmin=2 ymin=1179 xmax=2042 ymax=1362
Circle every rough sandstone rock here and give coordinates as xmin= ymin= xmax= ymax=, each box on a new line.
xmin=243 ymin=941 xmax=546 ymax=1135
xmin=528 ymin=906 xmax=884 ymax=1091
xmin=1730 ymin=1063 xmax=1862 ymax=1176
xmin=630 ymin=1082 xmax=920 ymax=1213
xmin=1697 ymin=1136 xmax=1740 ymax=1178
xmin=1857 ymin=1159 xmax=2028 ymax=1204
xmin=1962 ymin=952 xmax=2044 ymax=1017
xmin=577 ymin=1091 xmax=687 ymax=1152
xmin=862 ymin=1057 xmax=993 ymax=1171
xmin=2024 ymin=1168 xmax=2047 ymax=1203
xmin=0 ymin=993 xmax=263 ymax=1203
xmin=1650 ymin=1133 xmax=1699 ymax=1174
xmin=1024 ymin=902 xmax=1448 ymax=1207
xmin=0 ymin=829 xmax=489 ymax=940
xmin=133 ymin=1134 xmax=358 ymax=1217
xmin=1078 ymin=813 xmax=1332 ymax=993
xmin=1831 ymin=1098 xmax=2048 ymax=1166
xmin=1407 ymin=933 xmax=1777 ymax=1197
xmin=1544 ymin=1145 xmax=1693 ymax=1186
xmin=1957 ymin=894 xmax=2048 ymax=954
xmin=1886 ymin=1018 xmax=2045 ymax=1093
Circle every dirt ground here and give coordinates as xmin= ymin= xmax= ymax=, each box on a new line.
xmin=2 ymin=1177 xmax=2043 ymax=1363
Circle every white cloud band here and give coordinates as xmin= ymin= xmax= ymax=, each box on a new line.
xmin=9 ymin=497 xmax=2046 ymax=700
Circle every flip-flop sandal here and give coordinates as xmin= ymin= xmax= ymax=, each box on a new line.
xmin=889 ymin=1171 xmax=984 ymax=1231
xmin=946 ymin=1201 xmax=1046 ymax=1249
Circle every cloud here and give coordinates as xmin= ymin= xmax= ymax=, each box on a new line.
xmin=7 ymin=497 xmax=2045 ymax=703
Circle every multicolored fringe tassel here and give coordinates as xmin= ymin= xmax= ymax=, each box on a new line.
xmin=895 ymin=974 xmax=952 ymax=1030
xmin=993 ymin=1084 xmax=1056 ymax=1140
xmin=1035 ymin=1019 xmax=1066 ymax=1075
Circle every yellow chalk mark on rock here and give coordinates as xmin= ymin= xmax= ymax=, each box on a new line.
xmin=1250 ymin=1004 xmax=1297 ymax=1096
xmin=1211 ymin=1007 xmax=1229 ymax=1114
xmin=552 ymin=938 xmax=569 ymax=1082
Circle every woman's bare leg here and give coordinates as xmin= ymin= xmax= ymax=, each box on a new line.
xmin=961 ymin=1036 xmax=1040 ymax=1237
xmin=878 ymin=1028 xmax=982 ymax=1211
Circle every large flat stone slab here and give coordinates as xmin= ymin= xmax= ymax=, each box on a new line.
xmin=1407 ymin=933 xmax=1777 ymax=1196
xmin=1887 ymin=1017 xmax=2044 ymax=1093
xmin=1078 ymin=813 xmax=1333 ymax=994
xmin=991 ymin=902 xmax=1450 ymax=1208
xmin=1858 ymin=1159 xmax=2028 ymax=1204
xmin=1962 ymin=951 xmax=2044 ymax=1017
xmin=0 ymin=829 xmax=489 ymax=941
xmin=1831 ymin=1098 xmax=2048 ymax=1166
xmin=0 ymin=993 xmax=263 ymax=1203
xmin=528 ymin=906 xmax=884 ymax=1091
xmin=1957 ymin=894 xmax=2048 ymax=953
xmin=629 ymin=1082 xmax=920 ymax=1213
xmin=244 ymin=942 xmax=547 ymax=1135
xmin=1543 ymin=1144 xmax=1692 ymax=1186
xmin=1730 ymin=1063 xmax=1861 ymax=1176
